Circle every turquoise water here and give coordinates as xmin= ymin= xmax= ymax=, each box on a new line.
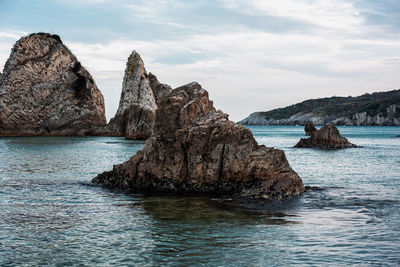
xmin=1 ymin=126 xmax=400 ymax=266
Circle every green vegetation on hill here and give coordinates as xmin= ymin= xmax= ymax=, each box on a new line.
xmin=258 ymin=89 xmax=400 ymax=119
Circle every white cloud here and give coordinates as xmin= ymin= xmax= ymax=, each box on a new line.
xmin=1 ymin=1 xmax=400 ymax=122
xmin=64 ymin=26 xmax=400 ymax=121
xmin=242 ymin=0 xmax=363 ymax=31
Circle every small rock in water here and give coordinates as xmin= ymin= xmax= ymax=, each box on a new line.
xmin=93 ymin=82 xmax=304 ymax=201
xmin=294 ymin=122 xmax=356 ymax=149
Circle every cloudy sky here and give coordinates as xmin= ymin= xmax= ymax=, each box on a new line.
xmin=1 ymin=0 xmax=400 ymax=121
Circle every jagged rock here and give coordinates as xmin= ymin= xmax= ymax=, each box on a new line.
xmin=0 ymin=33 xmax=106 ymax=136
xmin=305 ymin=121 xmax=317 ymax=136
xmin=294 ymin=123 xmax=356 ymax=149
xmin=105 ymin=51 xmax=171 ymax=139
xmin=148 ymin=72 xmax=172 ymax=105
xmin=93 ymin=82 xmax=304 ymax=200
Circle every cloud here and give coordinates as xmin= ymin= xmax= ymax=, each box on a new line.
xmin=64 ymin=27 xmax=400 ymax=121
xmin=1 ymin=0 xmax=400 ymax=121
xmin=245 ymin=0 xmax=362 ymax=29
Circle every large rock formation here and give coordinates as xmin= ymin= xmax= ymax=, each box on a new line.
xmin=94 ymin=82 xmax=304 ymax=200
xmin=294 ymin=122 xmax=356 ymax=149
xmin=105 ymin=51 xmax=171 ymax=139
xmin=0 ymin=33 xmax=106 ymax=136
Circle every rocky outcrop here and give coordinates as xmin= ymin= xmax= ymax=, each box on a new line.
xmin=93 ymin=82 xmax=304 ymax=200
xmin=240 ymin=90 xmax=400 ymax=126
xmin=0 ymin=33 xmax=106 ymax=136
xmin=305 ymin=121 xmax=317 ymax=136
xmin=294 ymin=123 xmax=356 ymax=149
xmin=105 ymin=51 xmax=171 ymax=139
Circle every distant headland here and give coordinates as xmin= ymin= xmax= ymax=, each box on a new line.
xmin=240 ymin=90 xmax=400 ymax=126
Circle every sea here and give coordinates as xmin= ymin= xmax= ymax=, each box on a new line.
xmin=1 ymin=126 xmax=399 ymax=266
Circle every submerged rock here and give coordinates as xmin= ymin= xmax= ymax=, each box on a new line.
xmin=305 ymin=121 xmax=317 ymax=136
xmin=94 ymin=82 xmax=304 ymax=200
xmin=105 ymin=51 xmax=171 ymax=139
xmin=0 ymin=33 xmax=106 ymax=136
xmin=294 ymin=123 xmax=356 ymax=149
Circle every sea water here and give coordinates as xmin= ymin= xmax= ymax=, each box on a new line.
xmin=0 ymin=126 xmax=399 ymax=266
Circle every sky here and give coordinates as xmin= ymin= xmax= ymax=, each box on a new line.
xmin=1 ymin=0 xmax=400 ymax=122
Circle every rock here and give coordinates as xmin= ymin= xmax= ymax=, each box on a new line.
xmin=93 ymin=82 xmax=304 ymax=200
xmin=0 ymin=33 xmax=106 ymax=136
xmin=397 ymin=135 xmax=400 ymax=138
xmin=148 ymin=72 xmax=172 ymax=106
xmin=305 ymin=121 xmax=317 ymax=136
xmin=294 ymin=123 xmax=356 ymax=149
xmin=105 ymin=51 xmax=171 ymax=139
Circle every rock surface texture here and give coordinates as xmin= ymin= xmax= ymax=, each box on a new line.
xmin=0 ymin=33 xmax=106 ymax=136
xmin=294 ymin=123 xmax=356 ymax=149
xmin=94 ymin=82 xmax=304 ymax=200
xmin=105 ymin=51 xmax=171 ymax=139
xmin=305 ymin=121 xmax=317 ymax=136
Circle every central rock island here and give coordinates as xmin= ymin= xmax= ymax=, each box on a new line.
xmin=93 ymin=82 xmax=304 ymax=200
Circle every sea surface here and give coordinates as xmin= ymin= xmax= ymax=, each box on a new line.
xmin=1 ymin=126 xmax=399 ymax=266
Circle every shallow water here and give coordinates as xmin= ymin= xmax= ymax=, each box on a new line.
xmin=1 ymin=127 xmax=399 ymax=266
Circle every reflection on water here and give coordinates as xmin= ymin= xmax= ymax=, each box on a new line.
xmin=1 ymin=128 xmax=400 ymax=266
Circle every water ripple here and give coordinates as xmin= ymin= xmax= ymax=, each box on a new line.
xmin=1 ymin=128 xmax=400 ymax=266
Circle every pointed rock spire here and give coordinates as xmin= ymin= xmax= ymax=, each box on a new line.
xmin=106 ymin=51 xmax=171 ymax=139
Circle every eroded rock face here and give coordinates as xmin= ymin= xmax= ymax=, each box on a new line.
xmin=305 ymin=121 xmax=317 ymax=136
xmin=106 ymin=51 xmax=171 ymax=139
xmin=148 ymin=72 xmax=172 ymax=106
xmin=0 ymin=33 xmax=106 ymax=136
xmin=94 ymin=82 xmax=304 ymax=200
xmin=294 ymin=123 xmax=356 ymax=149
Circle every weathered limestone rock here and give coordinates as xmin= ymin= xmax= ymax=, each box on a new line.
xmin=105 ymin=51 xmax=171 ymax=139
xmin=94 ymin=82 xmax=304 ymax=200
xmin=294 ymin=123 xmax=356 ymax=149
xmin=305 ymin=121 xmax=317 ymax=136
xmin=0 ymin=33 xmax=106 ymax=136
